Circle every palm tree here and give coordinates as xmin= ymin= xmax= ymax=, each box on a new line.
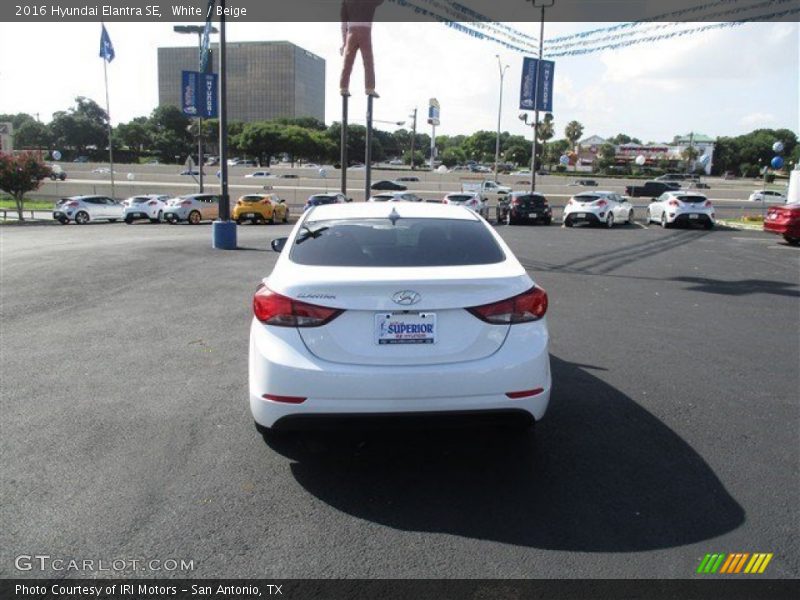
xmin=536 ymin=113 xmax=555 ymax=169
xmin=564 ymin=120 xmax=584 ymax=171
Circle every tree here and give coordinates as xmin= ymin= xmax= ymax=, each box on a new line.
xmin=597 ymin=143 xmax=616 ymax=172
xmin=463 ymin=131 xmax=497 ymax=163
xmin=564 ymin=120 xmax=584 ymax=171
xmin=114 ymin=118 xmax=151 ymax=158
xmin=681 ymin=145 xmax=699 ymax=171
xmin=440 ymin=147 xmax=466 ymax=167
xmin=536 ymin=113 xmax=555 ymax=167
xmin=0 ymin=113 xmax=36 ymax=131
xmin=148 ymin=105 xmax=191 ymax=162
xmin=236 ymin=122 xmax=284 ymax=166
xmin=0 ymin=152 xmax=51 ymax=220
xmin=15 ymin=120 xmax=52 ymax=150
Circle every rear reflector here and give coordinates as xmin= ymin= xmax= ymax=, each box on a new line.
xmin=506 ymin=388 xmax=544 ymax=399
xmin=467 ymin=285 xmax=548 ymax=324
xmin=253 ymin=285 xmax=343 ymax=327
xmin=263 ymin=394 xmax=306 ymax=404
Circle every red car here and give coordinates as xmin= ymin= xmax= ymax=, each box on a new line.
xmin=764 ymin=203 xmax=800 ymax=245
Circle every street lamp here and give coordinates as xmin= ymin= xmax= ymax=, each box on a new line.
xmin=494 ymin=55 xmax=509 ymax=180
xmin=174 ymin=24 xmax=218 ymax=193
xmin=526 ymin=0 xmax=555 ymax=193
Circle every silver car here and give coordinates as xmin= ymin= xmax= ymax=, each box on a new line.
xmin=163 ymin=194 xmax=220 ymax=224
xmin=52 ymin=195 xmax=124 ymax=225
xmin=123 ymin=195 xmax=171 ymax=224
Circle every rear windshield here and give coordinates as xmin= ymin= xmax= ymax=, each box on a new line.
xmin=575 ymin=195 xmax=600 ymax=203
xmin=309 ymin=196 xmax=336 ymax=205
xmin=677 ymin=196 xmax=706 ymax=203
xmin=446 ymin=195 xmax=474 ymax=203
xmin=241 ymin=195 xmax=263 ymax=202
xmin=290 ymin=218 xmax=505 ymax=267
xmin=512 ymin=194 xmax=546 ymax=207
xmin=132 ymin=197 xmax=150 ymax=204
xmin=372 ymin=195 xmax=393 ymax=202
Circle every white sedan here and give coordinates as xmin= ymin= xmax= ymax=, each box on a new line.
xmin=748 ymin=190 xmax=787 ymax=203
xmin=245 ymin=171 xmax=272 ymax=178
xmin=562 ymin=191 xmax=634 ymax=228
xmin=443 ymin=192 xmax=489 ymax=219
xmin=122 ymin=194 xmax=171 ymax=224
xmin=249 ymin=202 xmax=551 ymax=432
xmin=646 ymin=191 xmax=715 ymax=229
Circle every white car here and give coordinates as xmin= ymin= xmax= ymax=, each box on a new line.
xmin=646 ymin=191 xmax=715 ymax=229
xmin=482 ymin=181 xmax=512 ymax=195
xmin=563 ymin=191 xmax=634 ymax=228
xmin=249 ymin=202 xmax=551 ymax=432
xmin=443 ymin=192 xmax=489 ymax=219
xmin=368 ymin=192 xmax=421 ymax=202
xmin=748 ymin=190 xmax=787 ymax=203
xmin=122 ymin=194 xmax=171 ymax=224
xmin=163 ymin=193 xmax=220 ymax=224
xmin=245 ymin=171 xmax=272 ymax=178
xmin=511 ymin=170 xmax=532 ymax=177
xmin=52 ymin=195 xmax=124 ymax=225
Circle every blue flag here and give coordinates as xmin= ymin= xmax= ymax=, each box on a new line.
xmin=100 ymin=24 xmax=115 ymax=63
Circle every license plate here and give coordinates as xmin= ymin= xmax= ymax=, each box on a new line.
xmin=375 ymin=312 xmax=436 ymax=345
xmin=577 ymin=213 xmax=586 ymax=218
xmin=689 ymin=214 xmax=699 ymax=219
xmin=528 ymin=213 xmax=537 ymax=218
xmin=245 ymin=213 xmax=255 ymax=218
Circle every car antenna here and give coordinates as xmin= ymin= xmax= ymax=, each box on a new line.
xmin=388 ymin=207 xmax=401 ymax=226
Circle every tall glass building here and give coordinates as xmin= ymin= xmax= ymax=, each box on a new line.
xmin=158 ymin=41 xmax=325 ymax=123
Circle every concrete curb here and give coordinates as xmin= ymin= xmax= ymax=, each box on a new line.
xmin=716 ymin=219 xmax=763 ymax=231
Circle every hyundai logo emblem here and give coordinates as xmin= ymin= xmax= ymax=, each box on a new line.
xmin=392 ymin=290 xmax=421 ymax=306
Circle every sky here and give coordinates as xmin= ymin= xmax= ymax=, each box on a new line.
xmin=0 ymin=20 xmax=797 ymax=143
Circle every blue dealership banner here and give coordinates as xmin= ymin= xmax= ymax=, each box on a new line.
xmin=519 ymin=57 xmax=555 ymax=112
xmin=182 ymin=70 xmax=218 ymax=118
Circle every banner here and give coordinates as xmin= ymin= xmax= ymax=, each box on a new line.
xmin=428 ymin=98 xmax=440 ymax=126
xmin=519 ymin=57 xmax=555 ymax=112
xmin=182 ymin=70 xmax=218 ymax=118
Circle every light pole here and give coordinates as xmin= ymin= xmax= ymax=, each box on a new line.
xmin=174 ymin=24 xmax=218 ymax=193
xmin=494 ymin=55 xmax=509 ymax=181
xmin=528 ymin=0 xmax=554 ymax=194
xmin=409 ymin=108 xmax=418 ymax=170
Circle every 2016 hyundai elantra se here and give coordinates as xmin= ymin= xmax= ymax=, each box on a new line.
xmin=249 ymin=202 xmax=551 ymax=432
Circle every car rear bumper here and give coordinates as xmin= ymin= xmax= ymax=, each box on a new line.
xmin=510 ymin=208 xmax=551 ymax=223
xmin=124 ymin=210 xmax=156 ymax=220
xmin=764 ymin=218 xmax=800 ymax=237
xmin=669 ymin=212 xmax=714 ymax=225
xmin=249 ymin=318 xmax=551 ymax=429
xmin=564 ymin=211 xmax=602 ymax=225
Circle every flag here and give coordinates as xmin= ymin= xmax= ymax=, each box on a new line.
xmin=99 ymin=24 xmax=115 ymax=63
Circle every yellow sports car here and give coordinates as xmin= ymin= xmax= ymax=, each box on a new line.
xmin=232 ymin=193 xmax=289 ymax=224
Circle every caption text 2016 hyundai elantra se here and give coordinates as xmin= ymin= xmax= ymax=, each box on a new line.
xmin=249 ymin=202 xmax=551 ymax=433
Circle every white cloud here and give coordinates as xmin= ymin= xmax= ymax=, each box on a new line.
xmin=740 ymin=112 xmax=778 ymax=128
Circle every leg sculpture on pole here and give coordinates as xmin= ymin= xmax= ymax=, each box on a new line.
xmin=340 ymin=94 xmax=348 ymax=195
xmin=365 ymin=94 xmax=374 ymax=201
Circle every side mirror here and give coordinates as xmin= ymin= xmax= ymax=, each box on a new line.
xmin=279 ymin=198 xmax=286 ymax=204
xmin=271 ymin=237 xmax=288 ymax=253
xmin=346 ymin=197 xmax=353 ymax=203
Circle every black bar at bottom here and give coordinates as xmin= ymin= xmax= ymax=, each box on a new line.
xmin=2 ymin=579 xmax=798 ymax=600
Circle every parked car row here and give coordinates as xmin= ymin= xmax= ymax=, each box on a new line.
xmin=53 ymin=193 xmax=290 ymax=225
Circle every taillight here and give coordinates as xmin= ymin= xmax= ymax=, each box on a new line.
xmin=148 ymin=200 xmax=157 ymax=206
xmin=181 ymin=200 xmax=192 ymax=207
xmin=67 ymin=201 xmax=79 ymax=207
xmin=253 ymin=286 xmax=343 ymax=327
xmin=511 ymin=198 xmax=521 ymax=206
xmin=567 ymin=198 xmax=574 ymax=205
xmin=596 ymin=200 xmax=607 ymax=207
xmin=705 ymin=200 xmax=712 ymax=207
xmin=669 ymin=200 xmax=679 ymax=207
xmin=261 ymin=199 xmax=270 ymax=205
xmin=467 ymin=285 xmax=548 ymax=324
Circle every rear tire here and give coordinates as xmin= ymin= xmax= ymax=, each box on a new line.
xmin=150 ymin=210 xmax=163 ymax=224
xmin=125 ymin=216 xmax=134 ymax=224
xmin=784 ymin=235 xmax=800 ymax=246
xmin=57 ymin=217 xmax=68 ymax=225
xmin=704 ymin=221 xmax=714 ymax=230
xmin=75 ymin=211 xmax=89 ymax=225
xmin=270 ymin=211 xmax=277 ymax=225
xmin=505 ymin=212 xmax=512 ymax=226
xmin=542 ymin=217 xmax=552 ymax=226
xmin=282 ymin=209 xmax=289 ymax=224
xmin=628 ymin=210 xmax=634 ymax=224
xmin=188 ymin=210 xmax=201 ymax=225
xmin=661 ymin=213 xmax=670 ymax=229
xmin=564 ymin=217 xmax=574 ymax=227
xmin=606 ymin=213 xmax=614 ymax=228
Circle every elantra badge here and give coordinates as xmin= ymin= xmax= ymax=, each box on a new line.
xmin=392 ymin=290 xmax=421 ymax=306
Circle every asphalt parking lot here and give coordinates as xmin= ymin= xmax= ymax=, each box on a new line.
xmin=1 ymin=220 xmax=798 ymax=579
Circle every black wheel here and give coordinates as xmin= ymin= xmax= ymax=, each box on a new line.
xmin=188 ymin=210 xmax=201 ymax=225
xmin=628 ymin=210 xmax=634 ymax=224
xmin=542 ymin=217 xmax=552 ymax=226
xmin=270 ymin=211 xmax=277 ymax=225
xmin=784 ymin=235 xmax=800 ymax=246
xmin=282 ymin=209 xmax=289 ymax=224
xmin=236 ymin=217 xmax=244 ymax=225
xmin=660 ymin=213 xmax=670 ymax=229
xmin=704 ymin=221 xmax=714 ymax=230
xmin=564 ymin=218 xmax=574 ymax=227
xmin=108 ymin=219 xmax=118 ymax=223
xmin=254 ymin=420 xmax=269 ymax=436
xmin=505 ymin=212 xmax=512 ymax=226
xmin=57 ymin=217 xmax=68 ymax=225
xmin=125 ymin=216 xmax=134 ymax=224
xmin=644 ymin=209 xmax=651 ymax=225
xmin=605 ymin=213 xmax=614 ymax=228
xmin=150 ymin=210 xmax=163 ymax=224
xmin=75 ymin=211 xmax=89 ymax=225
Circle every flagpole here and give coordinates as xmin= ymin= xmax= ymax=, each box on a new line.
xmin=102 ymin=31 xmax=116 ymax=200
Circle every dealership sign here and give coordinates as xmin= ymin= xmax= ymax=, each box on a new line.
xmin=181 ymin=71 xmax=218 ymax=119
xmin=519 ymin=57 xmax=555 ymax=112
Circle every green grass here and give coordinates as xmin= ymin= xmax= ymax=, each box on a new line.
xmin=0 ymin=198 xmax=55 ymax=210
